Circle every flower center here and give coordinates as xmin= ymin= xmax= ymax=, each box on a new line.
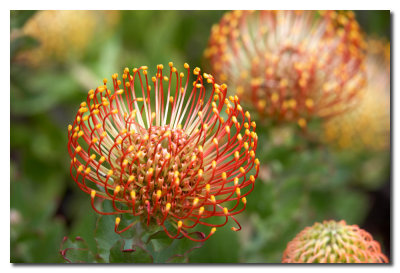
xmin=113 ymin=125 xmax=203 ymax=218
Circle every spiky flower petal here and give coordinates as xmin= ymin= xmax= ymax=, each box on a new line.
xmin=67 ymin=63 xmax=259 ymax=241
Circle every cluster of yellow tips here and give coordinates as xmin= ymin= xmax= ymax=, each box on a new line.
xmin=323 ymin=38 xmax=390 ymax=151
xmin=18 ymin=10 xmax=119 ymax=65
xmin=67 ymin=63 xmax=259 ymax=241
xmin=282 ymin=220 xmax=388 ymax=263
xmin=205 ymin=10 xmax=367 ymax=127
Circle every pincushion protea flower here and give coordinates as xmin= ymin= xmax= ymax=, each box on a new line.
xmin=323 ymin=39 xmax=390 ymax=151
xmin=282 ymin=220 xmax=388 ymax=263
xmin=67 ymin=63 xmax=259 ymax=242
xmin=205 ymin=10 xmax=366 ymax=128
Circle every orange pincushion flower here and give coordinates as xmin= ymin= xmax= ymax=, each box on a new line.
xmin=323 ymin=39 xmax=390 ymax=151
xmin=67 ymin=63 xmax=259 ymax=241
xmin=282 ymin=220 xmax=388 ymax=263
xmin=205 ymin=10 xmax=367 ymax=127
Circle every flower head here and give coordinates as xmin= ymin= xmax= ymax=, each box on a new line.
xmin=18 ymin=10 xmax=119 ymax=65
xmin=205 ymin=10 xmax=366 ymax=127
xmin=67 ymin=63 xmax=259 ymax=241
xmin=323 ymin=38 xmax=390 ymax=151
xmin=282 ymin=220 xmax=388 ymax=263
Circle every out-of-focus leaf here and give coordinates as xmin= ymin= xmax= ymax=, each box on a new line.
xmin=94 ymin=34 xmax=122 ymax=78
xmin=10 ymin=10 xmax=36 ymax=29
xmin=11 ymin=35 xmax=39 ymax=58
xmin=11 ymin=216 xmax=66 ymax=263
xmin=189 ymin=224 xmax=239 ymax=263
xmin=11 ymin=70 xmax=80 ymax=115
xmin=332 ymin=190 xmax=370 ymax=224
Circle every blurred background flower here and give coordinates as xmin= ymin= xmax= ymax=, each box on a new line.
xmin=17 ymin=10 xmax=119 ymax=66
xmin=323 ymin=38 xmax=390 ymax=151
xmin=10 ymin=10 xmax=390 ymax=263
xmin=204 ymin=10 xmax=367 ymax=128
xmin=282 ymin=220 xmax=388 ymax=263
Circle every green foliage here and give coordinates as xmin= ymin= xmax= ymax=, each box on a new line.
xmin=60 ymin=200 xmax=204 ymax=263
xmin=109 ymin=240 xmax=152 ymax=263
xmin=10 ymin=10 xmax=36 ymax=29
xmin=10 ymin=35 xmax=39 ymax=59
xmin=189 ymin=224 xmax=240 ymax=263
xmin=60 ymin=237 xmax=98 ymax=263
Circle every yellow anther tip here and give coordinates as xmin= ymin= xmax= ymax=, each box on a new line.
xmin=115 ymin=217 xmax=121 ymax=225
xmin=223 ymin=207 xmax=229 ymax=215
xmin=221 ymin=172 xmax=227 ymax=180
xmin=91 ymin=190 xmax=96 ymax=198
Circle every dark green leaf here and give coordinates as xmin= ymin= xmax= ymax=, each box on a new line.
xmin=60 ymin=236 xmax=97 ymax=263
xmin=146 ymin=231 xmax=174 ymax=252
xmin=10 ymin=10 xmax=36 ymax=29
xmin=94 ymin=208 xmax=124 ymax=262
xmin=109 ymin=240 xmax=152 ymax=263
xmin=10 ymin=35 xmax=39 ymax=58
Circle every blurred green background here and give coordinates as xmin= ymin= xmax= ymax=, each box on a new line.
xmin=10 ymin=10 xmax=390 ymax=263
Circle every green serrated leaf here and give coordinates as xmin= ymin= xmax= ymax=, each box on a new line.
xmin=94 ymin=200 xmax=141 ymax=262
xmin=109 ymin=240 xmax=152 ymax=263
xmin=146 ymin=231 xmax=174 ymax=252
xmin=166 ymin=256 xmax=187 ymax=263
xmin=94 ymin=214 xmax=123 ymax=262
xmin=147 ymin=231 xmax=205 ymax=263
xmin=60 ymin=236 xmax=97 ymax=263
